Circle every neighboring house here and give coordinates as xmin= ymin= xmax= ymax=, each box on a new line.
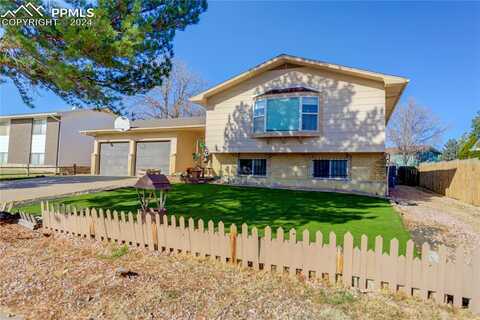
xmin=0 ymin=109 xmax=115 ymax=168
xmin=83 ymin=54 xmax=408 ymax=196
xmin=386 ymin=146 xmax=441 ymax=167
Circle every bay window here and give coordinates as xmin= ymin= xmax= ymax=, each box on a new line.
xmin=253 ymin=96 xmax=319 ymax=133
xmin=301 ymin=97 xmax=319 ymax=130
xmin=253 ymin=99 xmax=265 ymax=133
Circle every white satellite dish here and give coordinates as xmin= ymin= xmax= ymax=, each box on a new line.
xmin=114 ymin=116 xmax=131 ymax=131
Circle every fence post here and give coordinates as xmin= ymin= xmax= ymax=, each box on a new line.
xmin=359 ymin=235 xmax=368 ymax=290
xmin=472 ymin=247 xmax=480 ymax=314
xmin=342 ymin=232 xmax=353 ymax=287
xmin=73 ymin=163 xmax=77 ymax=175
xmin=230 ymin=224 xmax=237 ymax=264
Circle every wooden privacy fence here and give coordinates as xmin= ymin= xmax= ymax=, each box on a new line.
xmin=40 ymin=202 xmax=480 ymax=314
xmin=419 ymin=158 xmax=480 ymax=206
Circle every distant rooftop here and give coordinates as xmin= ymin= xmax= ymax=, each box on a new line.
xmin=131 ymin=116 xmax=206 ymax=129
xmin=386 ymin=145 xmax=441 ymax=154
xmin=80 ymin=116 xmax=206 ymax=136
xmin=0 ymin=108 xmax=113 ymax=120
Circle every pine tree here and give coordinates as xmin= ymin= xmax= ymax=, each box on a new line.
xmin=441 ymin=139 xmax=459 ymax=161
xmin=458 ymin=111 xmax=480 ymax=159
xmin=0 ymin=0 xmax=208 ymax=113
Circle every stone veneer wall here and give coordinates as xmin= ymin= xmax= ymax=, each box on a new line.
xmin=210 ymin=152 xmax=387 ymax=196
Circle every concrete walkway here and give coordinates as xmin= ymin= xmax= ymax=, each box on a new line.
xmin=0 ymin=176 xmax=137 ymax=203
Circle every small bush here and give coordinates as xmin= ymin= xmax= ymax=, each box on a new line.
xmin=98 ymin=245 xmax=129 ymax=260
xmin=326 ymin=290 xmax=356 ymax=305
xmin=315 ymin=288 xmax=357 ymax=306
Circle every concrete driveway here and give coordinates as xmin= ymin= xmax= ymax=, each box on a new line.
xmin=0 ymin=176 xmax=137 ymax=203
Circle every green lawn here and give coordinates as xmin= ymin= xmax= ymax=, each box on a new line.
xmin=16 ymin=184 xmax=410 ymax=252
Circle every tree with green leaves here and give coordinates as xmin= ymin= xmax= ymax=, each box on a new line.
xmin=440 ymin=138 xmax=459 ymax=161
xmin=0 ymin=0 xmax=207 ymax=113
xmin=458 ymin=111 xmax=480 ymax=159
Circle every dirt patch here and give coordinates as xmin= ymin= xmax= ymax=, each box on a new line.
xmin=0 ymin=223 xmax=477 ymax=320
xmin=390 ymin=185 xmax=480 ymax=260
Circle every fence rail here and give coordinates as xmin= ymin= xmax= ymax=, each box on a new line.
xmin=419 ymin=158 xmax=480 ymax=206
xmin=0 ymin=164 xmax=90 ymax=176
xmin=40 ymin=202 xmax=480 ymax=314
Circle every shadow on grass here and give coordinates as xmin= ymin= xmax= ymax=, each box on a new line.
xmin=17 ymin=184 xmax=410 ymax=252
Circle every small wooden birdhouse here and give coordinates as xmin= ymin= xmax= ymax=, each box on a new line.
xmin=134 ymin=173 xmax=171 ymax=214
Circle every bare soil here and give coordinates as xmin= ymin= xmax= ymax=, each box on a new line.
xmin=0 ymin=223 xmax=477 ymax=320
xmin=390 ymin=185 xmax=480 ymax=260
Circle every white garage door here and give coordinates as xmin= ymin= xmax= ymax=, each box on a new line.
xmin=135 ymin=141 xmax=171 ymax=175
xmin=99 ymin=142 xmax=129 ymax=176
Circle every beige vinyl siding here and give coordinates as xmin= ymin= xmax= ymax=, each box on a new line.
xmin=205 ymin=66 xmax=385 ymax=153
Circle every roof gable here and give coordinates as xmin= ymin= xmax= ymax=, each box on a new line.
xmin=190 ymin=54 xmax=409 ymax=123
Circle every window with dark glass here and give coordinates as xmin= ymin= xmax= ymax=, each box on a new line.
xmin=313 ymin=159 xmax=348 ymax=178
xmin=301 ymin=97 xmax=318 ymax=131
xmin=238 ymin=159 xmax=267 ymax=176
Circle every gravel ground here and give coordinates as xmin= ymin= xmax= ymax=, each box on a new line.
xmin=0 ymin=223 xmax=477 ymax=320
xmin=390 ymin=185 xmax=480 ymax=260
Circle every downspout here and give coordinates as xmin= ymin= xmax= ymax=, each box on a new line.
xmin=386 ymin=153 xmax=390 ymax=197
xmin=55 ymin=117 xmax=61 ymax=174
xmin=27 ymin=119 xmax=33 ymax=176
xmin=50 ymin=114 xmax=62 ymax=174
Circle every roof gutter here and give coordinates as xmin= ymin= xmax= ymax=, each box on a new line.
xmin=0 ymin=112 xmax=60 ymax=120
xmin=80 ymin=124 xmax=206 ymax=137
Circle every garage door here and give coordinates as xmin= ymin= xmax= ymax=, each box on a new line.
xmin=99 ymin=142 xmax=129 ymax=176
xmin=136 ymin=141 xmax=171 ymax=175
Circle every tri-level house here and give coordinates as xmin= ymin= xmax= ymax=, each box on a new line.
xmin=83 ymin=55 xmax=408 ymax=196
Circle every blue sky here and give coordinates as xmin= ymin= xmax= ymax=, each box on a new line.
xmin=1 ymin=1 xmax=479 ymax=144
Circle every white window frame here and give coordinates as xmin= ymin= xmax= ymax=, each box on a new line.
xmin=30 ymin=118 xmax=47 ymax=165
xmin=0 ymin=152 xmax=8 ymax=164
xmin=30 ymin=153 xmax=45 ymax=165
xmin=253 ymin=100 xmax=266 ymax=133
xmin=300 ymin=96 xmax=319 ymax=131
xmin=0 ymin=120 xmax=10 ymax=164
xmin=237 ymin=158 xmax=267 ymax=177
xmin=253 ymin=95 xmax=319 ymax=133
xmin=312 ymin=159 xmax=349 ymax=180
xmin=32 ymin=118 xmax=47 ymax=135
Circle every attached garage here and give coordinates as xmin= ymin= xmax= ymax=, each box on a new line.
xmin=81 ymin=116 xmax=205 ymax=176
xmin=99 ymin=142 xmax=129 ymax=176
xmin=135 ymin=141 xmax=171 ymax=175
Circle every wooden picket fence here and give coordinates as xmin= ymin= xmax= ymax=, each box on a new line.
xmin=40 ymin=201 xmax=480 ymax=315
xmin=419 ymin=158 xmax=480 ymax=206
